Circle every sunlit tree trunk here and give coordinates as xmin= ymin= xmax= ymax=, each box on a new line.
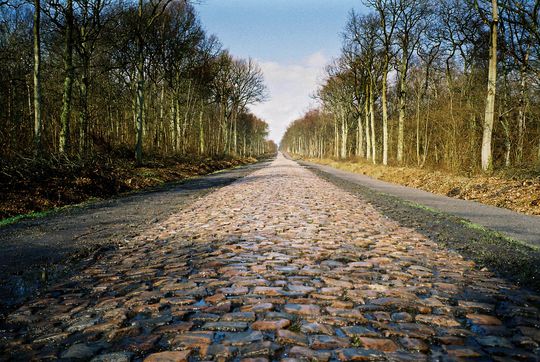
xmin=397 ymin=47 xmax=407 ymax=164
xmin=199 ymin=107 xmax=204 ymax=155
xmin=59 ymin=0 xmax=74 ymax=154
xmin=381 ymin=54 xmax=389 ymax=165
xmin=501 ymin=119 xmax=511 ymax=167
xmin=135 ymin=0 xmax=145 ymax=164
xmin=176 ymin=97 xmax=182 ymax=152
xmin=233 ymin=114 xmax=238 ymax=154
xmin=356 ymin=112 xmax=364 ymax=158
xmin=481 ymin=0 xmax=498 ymax=171
xmin=370 ymin=78 xmax=376 ymax=164
xmin=340 ymin=107 xmax=348 ymax=159
xmin=517 ymin=57 xmax=528 ymax=164
xmin=415 ymin=90 xmax=421 ymax=166
xmin=364 ymin=82 xmax=371 ymax=160
xmin=33 ymin=0 xmax=43 ymax=153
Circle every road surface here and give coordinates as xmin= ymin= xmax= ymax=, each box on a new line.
xmin=1 ymin=154 xmax=539 ymax=361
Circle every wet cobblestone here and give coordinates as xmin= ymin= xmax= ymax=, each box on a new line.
xmin=1 ymin=154 xmax=540 ymax=361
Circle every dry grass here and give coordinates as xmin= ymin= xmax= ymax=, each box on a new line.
xmin=306 ymin=157 xmax=540 ymax=216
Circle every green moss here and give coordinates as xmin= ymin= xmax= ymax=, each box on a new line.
xmin=460 ymin=219 xmax=540 ymax=251
xmin=0 ymin=197 xmax=102 ymax=229
xmin=351 ymin=336 xmax=363 ymax=347
xmin=288 ymin=320 xmax=302 ymax=333
xmin=403 ymin=200 xmax=439 ymax=213
xmin=0 ymin=210 xmax=51 ymax=227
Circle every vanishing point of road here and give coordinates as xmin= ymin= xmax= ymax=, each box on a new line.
xmin=1 ymin=153 xmax=539 ymax=361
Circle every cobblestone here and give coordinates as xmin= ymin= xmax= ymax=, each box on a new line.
xmin=1 ymin=154 xmax=540 ymax=361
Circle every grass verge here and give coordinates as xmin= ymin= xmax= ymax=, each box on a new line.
xmin=302 ymin=156 xmax=540 ymax=216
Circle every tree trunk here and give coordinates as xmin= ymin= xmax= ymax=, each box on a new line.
xmin=171 ymin=96 xmax=177 ymax=152
xmin=481 ymin=0 xmax=498 ymax=171
xmin=59 ymin=0 xmax=74 ymax=154
xmin=233 ymin=114 xmax=238 ymax=155
xmin=340 ymin=107 xmax=348 ymax=159
xmin=364 ymin=82 xmax=371 ymax=160
xmin=199 ymin=105 xmax=204 ymax=156
xmin=502 ymin=119 xmax=511 ymax=167
xmin=416 ymin=91 xmax=421 ymax=166
xmin=334 ymin=115 xmax=339 ymax=158
xmin=370 ymin=78 xmax=376 ymax=164
xmin=157 ymin=81 xmax=165 ymax=151
xmin=27 ymin=77 xmax=33 ymax=124
xmin=33 ymin=0 xmax=42 ymax=154
xmin=381 ymin=56 xmax=389 ymax=165
xmin=134 ymin=0 xmax=145 ymax=165
xmin=517 ymin=58 xmax=528 ymax=164
xmin=176 ymin=97 xmax=182 ymax=152
xmin=182 ymin=80 xmax=193 ymax=154
xmin=397 ymin=48 xmax=408 ymax=164
xmin=357 ymin=112 xmax=364 ymax=158
xmin=79 ymin=60 xmax=90 ymax=155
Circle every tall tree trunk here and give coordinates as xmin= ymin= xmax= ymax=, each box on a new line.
xmin=79 ymin=61 xmax=90 ymax=155
xmin=27 ymin=77 xmax=33 ymax=124
xmin=416 ymin=91 xmax=421 ymax=166
xmin=481 ymin=0 xmax=498 ymax=171
xmin=341 ymin=107 xmax=348 ymax=159
xmin=233 ymin=113 xmax=238 ymax=155
xmin=381 ymin=56 xmax=389 ymax=165
xmin=357 ymin=112 xmax=364 ymax=158
xmin=199 ymin=105 xmax=204 ymax=155
xmin=502 ymin=119 xmax=511 ymax=167
xmin=364 ymin=82 xmax=371 ymax=160
xmin=176 ymin=97 xmax=182 ymax=152
xmin=59 ymin=0 xmax=74 ymax=154
xmin=334 ymin=115 xmax=339 ymax=158
xmin=517 ymin=58 xmax=528 ymax=164
xmin=134 ymin=0 xmax=145 ymax=165
xmin=171 ymin=96 xmax=177 ymax=152
xmin=370 ymin=78 xmax=376 ymax=164
xmin=397 ymin=48 xmax=408 ymax=164
xmin=33 ymin=0 xmax=42 ymax=154
xmin=157 ymin=81 xmax=165 ymax=151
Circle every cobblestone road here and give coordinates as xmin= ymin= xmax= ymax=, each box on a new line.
xmin=2 ymin=154 xmax=540 ymax=361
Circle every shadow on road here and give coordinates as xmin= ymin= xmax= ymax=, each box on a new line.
xmin=0 ymin=161 xmax=271 ymax=314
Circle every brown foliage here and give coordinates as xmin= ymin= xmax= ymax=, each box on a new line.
xmin=0 ymin=153 xmax=259 ymax=219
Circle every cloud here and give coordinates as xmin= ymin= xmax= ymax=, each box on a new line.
xmin=248 ymin=51 xmax=328 ymax=144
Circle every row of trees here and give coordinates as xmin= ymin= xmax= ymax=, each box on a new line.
xmin=0 ymin=0 xmax=275 ymax=163
xmin=281 ymin=0 xmax=540 ymax=172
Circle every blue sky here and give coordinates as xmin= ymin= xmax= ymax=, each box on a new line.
xmin=196 ymin=0 xmax=366 ymax=142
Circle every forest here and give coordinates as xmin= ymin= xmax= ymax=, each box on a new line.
xmin=0 ymin=0 xmax=276 ymax=218
xmin=281 ymin=0 xmax=540 ymax=173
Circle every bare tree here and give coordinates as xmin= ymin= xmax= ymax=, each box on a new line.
xmin=365 ymin=0 xmax=400 ymax=165
xmin=45 ymin=0 xmax=75 ymax=153
xmin=134 ymin=0 xmax=175 ymax=164
xmin=473 ymin=0 xmax=500 ymax=171
xmin=395 ymin=0 xmax=430 ymax=163
xmin=60 ymin=0 xmax=74 ymax=154
xmin=229 ymin=58 xmax=267 ymax=154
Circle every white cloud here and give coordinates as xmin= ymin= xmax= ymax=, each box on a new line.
xmin=248 ymin=51 xmax=328 ymax=144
